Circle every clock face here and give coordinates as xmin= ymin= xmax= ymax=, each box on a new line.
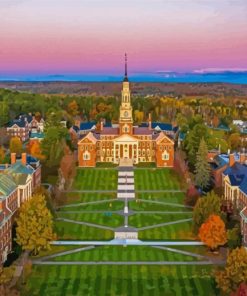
xmin=124 ymin=111 xmax=128 ymax=117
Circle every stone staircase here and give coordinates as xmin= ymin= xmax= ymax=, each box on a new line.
xmin=117 ymin=159 xmax=135 ymax=199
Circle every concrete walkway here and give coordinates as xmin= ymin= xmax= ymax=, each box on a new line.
xmin=151 ymin=246 xmax=208 ymax=259
xmin=57 ymin=199 xmax=117 ymax=209
xmin=33 ymin=260 xmax=224 ymax=266
xmin=136 ymin=199 xmax=193 ymax=209
xmin=37 ymin=246 xmax=95 ymax=261
xmin=51 ymin=239 xmax=204 ymax=246
xmin=138 ymin=218 xmax=193 ymax=231
xmin=56 ymin=217 xmax=115 ymax=231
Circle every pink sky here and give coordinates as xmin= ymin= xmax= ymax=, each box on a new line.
xmin=0 ymin=0 xmax=247 ymax=76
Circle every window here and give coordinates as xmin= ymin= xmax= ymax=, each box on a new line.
xmin=162 ymin=151 xmax=169 ymax=161
xmin=83 ymin=151 xmax=90 ymax=160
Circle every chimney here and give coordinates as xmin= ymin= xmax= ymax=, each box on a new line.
xmin=229 ymin=153 xmax=235 ymax=167
xmin=148 ymin=113 xmax=152 ymax=130
xmin=21 ymin=153 xmax=27 ymax=166
xmin=240 ymin=153 xmax=246 ymax=164
xmin=11 ymin=153 xmax=16 ymax=165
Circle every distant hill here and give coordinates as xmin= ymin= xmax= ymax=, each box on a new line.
xmin=1 ymin=81 xmax=247 ymax=97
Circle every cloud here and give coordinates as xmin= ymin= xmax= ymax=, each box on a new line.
xmin=193 ymin=68 xmax=247 ymax=74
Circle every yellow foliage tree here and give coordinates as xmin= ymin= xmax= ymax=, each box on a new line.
xmin=0 ymin=146 xmax=5 ymax=163
xmin=9 ymin=136 xmax=22 ymax=155
xmin=215 ymin=247 xmax=247 ymax=294
xmin=16 ymin=194 xmax=57 ymax=255
xmin=198 ymin=214 xmax=227 ymax=251
xmin=67 ymin=100 xmax=79 ymax=116
xmin=30 ymin=140 xmax=45 ymax=160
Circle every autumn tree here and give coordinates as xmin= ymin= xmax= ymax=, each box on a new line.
xmin=29 ymin=140 xmax=45 ymax=160
xmin=215 ymin=247 xmax=247 ymax=294
xmin=199 ymin=214 xmax=227 ymax=251
xmin=9 ymin=136 xmax=22 ymax=155
xmin=228 ymin=133 xmax=241 ymax=151
xmin=0 ymin=146 xmax=5 ymax=163
xmin=67 ymin=100 xmax=79 ymax=117
xmin=58 ymin=145 xmax=76 ymax=189
xmin=193 ymin=191 xmax=223 ymax=233
xmin=194 ymin=138 xmax=211 ymax=189
xmin=184 ymin=185 xmax=200 ymax=207
xmin=16 ymin=194 xmax=56 ymax=255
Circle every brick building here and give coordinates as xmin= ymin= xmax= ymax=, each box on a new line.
xmin=78 ymin=55 xmax=174 ymax=167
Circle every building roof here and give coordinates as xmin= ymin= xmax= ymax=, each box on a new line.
xmin=80 ymin=121 xmax=96 ymax=131
xmin=152 ymin=122 xmax=173 ymax=131
xmin=30 ymin=132 xmax=44 ymax=139
xmin=101 ymin=127 xmax=119 ymax=135
xmin=0 ymin=174 xmax=16 ymax=198
xmin=229 ymin=174 xmax=245 ymax=186
xmin=72 ymin=125 xmax=79 ymax=133
xmin=133 ymin=127 xmax=152 ymax=135
xmin=223 ymin=162 xmax=247 ymax=176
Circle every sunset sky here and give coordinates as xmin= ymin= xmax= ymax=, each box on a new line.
xmin=0 ymin=0 xmax=247 ymax=80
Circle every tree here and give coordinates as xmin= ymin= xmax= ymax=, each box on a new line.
xmin=227 ymin=226 xmax=242 ymax=249
xmin=228 ymin=133 xmax=241 ymax=151
xmin=184 ymin=185 xmax=200 ymax=206
xmin=198 ymin=214 xmax=227 ymax=251
xmin=215 ymin=247 xmax=247 ymax=294
xmin=194 ymin=138 xmax=211 ymax=189
xmin=29 ymin=140 xmax=45 ymax=160
xmin=9 ymin=136 xmax=22 ymax=155
xmin=0 ymin=101 xmax=9 ymax=126
xmin=16 ymin=194 xmax=56 ymax=255
xmin=59 ymin=145 xmax=76 ymax=189
xmin=231 ymin=283 xmax=247 ymax=296
xmin=0 ymin=146 xmax=5 ymax=163
xmin=67 ymin=100 xmax=79 ymax=117
xmin=193 ymin=191 xmax=222 ymax=233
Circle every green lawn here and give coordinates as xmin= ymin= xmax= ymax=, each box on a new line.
xmin=134 ymin=169 xmax=181 ymax=190
xmin=64 ymin=192 xmax=117 ymax=204
xmin=73 ymin=168 xmax=118 ymax=190
xmin=129 ymin=199 xmax=189 ymax=212
xmin=57 ymin=212 xmax=124 ymax=228
xmin=136 ymin=192 xmax=185 ymax=204
xmin=138 ymin=221 xmax=195 ymax=241
xmin=52 ymin=246 xmax=199 ymax=262
xmin=128 ymin=213 xmax=192 ymax=228
xmin=59 ymin=200 xmax=124 ymax=212
xmin=54 ymin=220 xmax=114 ymax=241
xmin=21 ymin=265 xmax=218 ymax=296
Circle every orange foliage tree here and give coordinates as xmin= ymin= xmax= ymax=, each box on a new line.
xmin=27 ymin=140 xmax=45 ymax=160
xmin=198 ymin=214 xmax=227 ymax=251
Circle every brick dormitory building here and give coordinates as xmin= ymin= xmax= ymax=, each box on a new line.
xmin=78 ymin=55 xmax=175 ymax=167
xmin=0 ymin=153 xmax=41 ymax=264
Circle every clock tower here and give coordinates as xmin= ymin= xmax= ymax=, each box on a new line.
xmin=119 ymin=53 xmax=133 ymax=135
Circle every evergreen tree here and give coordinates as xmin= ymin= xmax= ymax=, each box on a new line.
xmin=194 ymin=138 xmax=211 ymax=189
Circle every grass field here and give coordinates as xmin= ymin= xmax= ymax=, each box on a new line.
xmin=128 ymin=213 xmax=192 ymax=228
xmin=57 ymin=212 xmax=124 ymax=228
xmin=134 ymin=169 xmax=181 ymax=190
xmin=135 ymin=192 xmax=185 ymax=204
xmin=73 ymin=169 xmax=118 ymax=190
xmin=59 ymin=200 xmax=124 ymax=212
xmin=22 ymin=265 xmax=218 ymax=296
xmin=138 ymin=221 xmax=195 ymax=240
xmin=21 ymin=168 xmax=220 ymax=295
xmin=64 ymin=192 xmax=117 ymax=204
xmin=52 ymin=246 xmax=199 ymax=262
xmin=54 ymin=220 xmax=114 ymax=241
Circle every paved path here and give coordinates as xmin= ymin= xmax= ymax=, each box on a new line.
xmin=51 ymin=239 xmax=204 ymax=246
xmin=56 ymin=217 xmax=115 ymax=231
xmin=151 ymin=246 xmax=208 ymax=259
xmin=58 ymin=210 xmax=119 ymax=214
xmin=131 ymin=211 xmax=192 ymax=215
xmin=63 ymin=190 xmax=116 ymax=193
xmin=136 ymin=199 xmax=193 ymax=209
xmin=37 ymin=246 xmax=95 ymax=261
xmin=136 ymin=190 xmax=186 ymax=193
xmin=57 ymin=199 xmax=117 ymax=209
xmin=138 ymin=218 xmax=193 ymax=231
xmin=33 ymin=260 xmax=223 ymax=266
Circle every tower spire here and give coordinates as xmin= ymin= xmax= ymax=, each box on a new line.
xmin=124 ymin=53 xmax=128 ymax=82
